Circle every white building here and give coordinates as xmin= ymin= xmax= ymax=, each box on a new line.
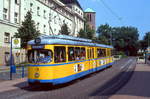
xmin=0 ymin=0 xmax=84 ymax=66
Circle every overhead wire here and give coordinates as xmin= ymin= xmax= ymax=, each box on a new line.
xmin=99 ymin=0 xmax=124 ymax=25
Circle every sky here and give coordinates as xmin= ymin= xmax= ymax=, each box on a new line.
xmin=78 ymin=0 xmax=150 ymax=40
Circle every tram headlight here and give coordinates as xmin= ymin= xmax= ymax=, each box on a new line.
xmin=34 ymin=72 xmax=40 ymax=78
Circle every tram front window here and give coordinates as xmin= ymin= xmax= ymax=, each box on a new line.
xmin=28 ymin=50 xmax=53 ymax=63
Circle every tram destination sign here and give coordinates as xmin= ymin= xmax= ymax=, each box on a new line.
xmin=32 ymin=45 xmax=44 ymax=49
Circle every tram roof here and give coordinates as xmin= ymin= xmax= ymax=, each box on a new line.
xmin=28 ymin=35 xmax=113 ymax=48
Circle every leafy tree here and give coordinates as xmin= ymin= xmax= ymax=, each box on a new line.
xmin=78 ymin=24 xmax=95 ymax=39
xmin=15 ymin=11 xmax=40 ymax=48
xmin=86 ymin=24 xmax=95 ymax=39
xmin=78 ymin=29 xmax=86 ymax=38
xmin=59 ymin=23 xmax=70 ymax=35
xmin=97 ymin=24 xmax=112 ymax=45
xmin=98 ymin=35 xmax=109 ymax=45
xmin=97 ymin=24 xmax=139 ymax=56
xmin=113 ymin=26 xmax=139 ymax=56
xmin=143 ymin=32 xmax=150 ymax=47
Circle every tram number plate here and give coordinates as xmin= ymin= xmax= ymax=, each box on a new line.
xmin=32 ymin=45 xmax=44 ymax=49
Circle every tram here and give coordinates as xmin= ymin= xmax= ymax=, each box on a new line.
xmin=27 ymin=35 xmax=114 ymax=85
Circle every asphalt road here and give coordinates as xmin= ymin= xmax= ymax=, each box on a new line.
xmin=0 ymin=57 xmax=136 ymax=99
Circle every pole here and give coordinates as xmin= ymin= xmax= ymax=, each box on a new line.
xmin=22 ymin=65 xmax=24 ymax=78
xmin=10 ymin=37 xmax=12 ymax=80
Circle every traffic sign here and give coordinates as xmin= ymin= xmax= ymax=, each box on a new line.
xmin=12 ymin=38 xmax=21 ymax=49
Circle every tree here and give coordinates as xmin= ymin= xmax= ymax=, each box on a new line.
xmin=78 ymin=24 xmax=95 ymax=39
xmin=86 ymin=24 xmax=95 ymax=39
xmin=112 ymin=26 xmax=139 ymax=56
xmin=78 ymin=29 xmax=86 ymax=38
xmin=138 ymin=32 xmax=150 ymax=51
xmin=97 ymin=24 xmax=112 ymax=45
xmin=97 ymin=24 xmax=139 ymax=56
xmin=14 ymin=11 xmax=40 ymax=48
xmin=59 ymin=23 xmax=70 ymax=35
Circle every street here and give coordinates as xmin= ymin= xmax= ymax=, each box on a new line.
xmin=0 ymin=57 xmax=137 ymax=99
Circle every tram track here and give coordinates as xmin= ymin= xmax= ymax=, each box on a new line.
xmin=0 ymin=57 xmax=136 ymax=99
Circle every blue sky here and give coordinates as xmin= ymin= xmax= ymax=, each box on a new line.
xmin=78 ymin=0 xmax=150 ymax=40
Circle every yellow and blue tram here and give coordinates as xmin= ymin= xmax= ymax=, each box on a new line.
xmin=27 ymin=35 xmax=114 ymax=85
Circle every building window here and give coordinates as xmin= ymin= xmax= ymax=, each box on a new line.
xmin=43 ymin=25 xmax=46 ymax=33
xmin=68 ymin=47 xmax=75 ymax=61
xmin=90 ymin=14 xmax=92 ymax=22
xmin=37 ymin=22 xmax=39 ymax=30
xmin=15 ymin=0 xmax=19 ymax=5
xmin=5 ymin=52 xmax=10 ymax=66
xmin=30 ymin=3 xmax=33 ymax=12
xmin=63 ymin=20 xmax=65 ymax=23
xmin=37 ymin=7 xmax=40 ymax=16
xmin=49 ymin=13 xmax=52 ymax=22
xmin=4 ymin=32 xmax=10 ymax=43
xmin=14 ymin=12 xmax=18 ymax=23
xmin=44 ymin=10 xmax=46 ymax=19
xmin=3 ymin=8 xmax=8 ymax=20
xmin=30 ymin=3 xmax=33 ymax=7
xmin=54 ymin=16 xmax=57 ymax=24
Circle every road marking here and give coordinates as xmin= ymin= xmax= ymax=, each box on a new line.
xmin=120 ymin=59 xmax=133 ymax=69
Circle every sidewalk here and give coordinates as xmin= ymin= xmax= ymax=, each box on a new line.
xmin=110 ymin=61 xmax=150 ymax=99
xmin=0 ymin=78 xmax=27 ymax=93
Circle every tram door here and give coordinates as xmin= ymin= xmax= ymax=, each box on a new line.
xmin=88 ymin=48 xmax=95 ymax=72
xmin=87 ymin=48 xmax=91 ymax=72
xmin=91 ymin=48 xmax=96 ymax=72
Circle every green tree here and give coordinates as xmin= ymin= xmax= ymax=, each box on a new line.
xmin=86 ymin=24 xmax=95 ymax=39
xmin=113 ymin=26 xmax=139 ymax=56
xmin=143 ymin=32 xmax=150 ymax=47
xmin=97 ymin=24 xmax=139 ymax=56
xmin=59 ymin=23 xmax=70 ymax=35
xmin=97 ymin=24 xmax=112 ymax=45
xmin=78 ymin=29 xmax=86 ymax=38
xmin=78 ymin=24 xmax=95 ymax=39
xmin=15 ymin=11 xmax=40 ymax=48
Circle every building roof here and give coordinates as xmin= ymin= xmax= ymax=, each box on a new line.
xmin=28 ymin=35 xmax=113 ymax=48
xmin=60 ymin=0 xmax=83 ymax=10
xmin=85 ymin=8 xmax=95 ymax=13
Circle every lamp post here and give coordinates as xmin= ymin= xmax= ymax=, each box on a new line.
xmin=10 ymin=37 xmax=17 ymax=80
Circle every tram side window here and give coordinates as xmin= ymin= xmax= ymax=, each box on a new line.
xmin=107 ymin=49 xmax=110 ymax=56
xmin=54 ymin=46 xmax=66 ymax=63
xmin=92 ymin=48 xmax=94 ymax=58
xmin=102 ymin=49 xmax=106 ymax=57
xmin=87 ymin=49 xmax=90 ymax=59
xmin=68 ymin=47 xmax=75 ymax=61
xmin=81 ymin=48 xmax=86 ymax=60
xmin=111 ymin=49 xmax=114 ymax=56
xmin=97 ymin=49 xmax=106 ymax=58
xmin=75 ymin=47 xmax=81 ymax=60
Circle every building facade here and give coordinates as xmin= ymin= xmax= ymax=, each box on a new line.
xmin=0 ymin=0 xmax=84 ymax=66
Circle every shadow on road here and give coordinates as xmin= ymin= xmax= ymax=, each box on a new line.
xmin=14 ymin=67 xmax=110 ymax=92
xmin=90 ymin=70 xmax=150 ymax=98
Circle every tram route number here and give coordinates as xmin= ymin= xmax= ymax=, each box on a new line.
xmin=74 ymin=64 xmax=84 ymax=72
